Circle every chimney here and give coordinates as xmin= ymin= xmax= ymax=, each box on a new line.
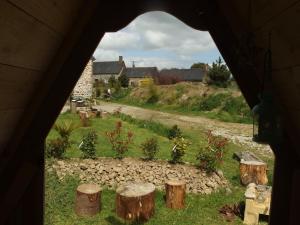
xmin=119 ymin=56 xmax=123 ymax=63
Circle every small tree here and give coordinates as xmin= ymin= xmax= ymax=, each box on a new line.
xmin=207 ymin=57 xmax=231 ymax=87
xmin=168 ymin=125 xmax=182 ymax=140
xmin=46 ymin=138 xmax=68 ymax=159
xmin=171 ymin=137 xmax=191 ymax=163
xmin=105 ymin=121 xmax=134 ymax=159
xmin=54 ymin=120 xmax=78 ymax=147
xmin=118 ymin=73 xmax=129 ymax=87
xmin=197 ymin=130 xmax=228 ymax=173
xmin=80 ymin=130 xmax=98 ymax=159
xmin=141 ymin=137 xmax=160 ymax=160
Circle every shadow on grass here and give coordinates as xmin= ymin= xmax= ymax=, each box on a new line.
xmin=105 ymin=216 xmax=146 ymax=225
xmin=105 ymin=216 xmax=123 ymax=225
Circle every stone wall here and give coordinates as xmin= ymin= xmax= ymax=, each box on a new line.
xmin=73 ymin=60 xmax=93 ymax=98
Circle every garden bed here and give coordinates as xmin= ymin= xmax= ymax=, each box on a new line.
xmin=48 ymin=157 xmax=228 ymax=194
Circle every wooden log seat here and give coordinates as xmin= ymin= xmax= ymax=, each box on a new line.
xmin=165 ymin=180 xmax=186 ymax=209
xmin=75 ymin=183 xmax=101 ymax=216
xmin=116 ymin=182 xmax=155 ymax=222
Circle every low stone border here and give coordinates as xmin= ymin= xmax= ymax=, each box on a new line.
xmin=47 ymin=157 xmax=228 ymax=194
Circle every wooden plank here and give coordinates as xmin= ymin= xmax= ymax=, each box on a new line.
xmin=254 ymin=2 xmax=300 ymax=69
xmin=0 ymin=1 xmax=62 ymax=71
xmin=8 ymin=0 xmax=83 ymax=36
xmin=0 ymin=64 xmax=40 ymax=110
xmin=252 ymin=0 xmax=300 ymax=29
xmin=234 ymin=151 xmax=264 ymax=162
xmin=272 ymin=66 xmax=300 ymax=110
xmin=0 ymin=109 xmax=24 ymax=150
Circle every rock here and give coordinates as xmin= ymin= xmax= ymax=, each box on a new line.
xmin=51 ymin=158 xmax=228 ymax=195
xmin=80 ymin=164 xmax=87 ymax=170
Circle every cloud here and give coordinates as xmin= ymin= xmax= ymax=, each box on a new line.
xmin=95 ymin=11 xmax=219 ymax=68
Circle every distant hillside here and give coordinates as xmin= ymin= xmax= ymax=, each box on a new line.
xmin=112 ymin=82 xmax=252 ymax=124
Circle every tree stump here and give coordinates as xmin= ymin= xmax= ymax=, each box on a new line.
xmin=116 ymin=182 xmax=155 ymax=222
xmin=75 ymin=183 xmax=101 ymax=216
xmin=240 ymin=160 xmax=268 ymax=185
xmin=165 ymin=180 xmax=186 ymax=209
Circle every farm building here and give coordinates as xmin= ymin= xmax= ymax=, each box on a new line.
xmin=124 ymin=67 xmax=159 ymax=86
xmin=92 ymin=56 xmax=126 ymax=83
xmin=159 ymin=68 xmax=206 ymax=83
xmin=0 ymin=0 xmax=300 ymax=224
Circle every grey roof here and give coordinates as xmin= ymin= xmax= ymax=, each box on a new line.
xmin=159 ymin=68 xmax=205 ymax=81
xmin=93 ymin=61 xmax=124 ymax=75
xmin=124 ymin=67 xmax=159 ymax=78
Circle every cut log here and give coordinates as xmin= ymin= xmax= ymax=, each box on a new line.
xmin=165 ymin=180 xmax=186 ymax=209
xmin=116 ymin=182 xmax=155 ymax=222
xmin=240 ymin=160 xmax=268 ymax=185
xmin=75 ymin=183 xmax=101 ymax=216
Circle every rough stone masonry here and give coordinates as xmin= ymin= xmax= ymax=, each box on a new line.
xmin=48 ymin=157 xmax=228 ymax=194
xmin=73 ymin=59 xmax=93 ymax=98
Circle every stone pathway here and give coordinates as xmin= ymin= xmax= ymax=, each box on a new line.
xmin=48 ymin=157 xmax=228 ymax=195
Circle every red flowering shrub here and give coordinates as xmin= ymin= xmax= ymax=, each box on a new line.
xmin=197 ymin=130 xmax=228 ymax=173
xmin=105 ymin=121 xmax=133 ymax=159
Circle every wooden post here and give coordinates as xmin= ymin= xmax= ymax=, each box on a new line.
xmin=116 ymin=182 xmax=155 ymax=222
xmin=240 ymin=160 xmax=268 ymax=185
xmin=70 ymin=101 xmax=77 ymax=113
xmin=75 ymin=183 xmax=101 ymax=216
xmin=165 ymin=180 xmax=186 ymax=209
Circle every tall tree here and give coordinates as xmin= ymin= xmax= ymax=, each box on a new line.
xmin=207 ymin=57 xmax=231 ymax=87
xmin=118 ymin=73 xmax=129 ymax=87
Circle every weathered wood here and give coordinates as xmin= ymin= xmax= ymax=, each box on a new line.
xmin=234 ymin=151 xmax=263 ymax=162
xmin=8 ymin=0 xmax=83 ymax=36
xmin=75 ymin=183 xmax=101 ymax=216
xmin=116 ymin=182 xmax=155 ymax=222
xmin=240 ymin=160 xmax=268 ymax=185
xmin=165 ymin=180 xmax=186 ymax=209
xmin=0 ymin=1 xmax=62 ymax=71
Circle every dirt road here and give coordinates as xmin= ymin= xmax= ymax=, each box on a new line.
xmin=95 ymin=102 xmax=273 ymax=158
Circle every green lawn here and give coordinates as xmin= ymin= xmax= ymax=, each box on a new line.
xmin=45 ymin=112 xmax=273 ymax=225
xmin=46 ymin=172 xmax=255 ymax=225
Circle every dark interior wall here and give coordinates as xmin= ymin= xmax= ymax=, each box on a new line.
xmin=0 ymin=0 xmax=300 ymax=224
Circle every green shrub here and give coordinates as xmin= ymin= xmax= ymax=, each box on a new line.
xmin=197 ymin=130 xmax=228 ymax=173
xmin=168 ymin=125 xmax=182 ymax=140
xmin=141 ymin=137 xmax=160 ymax=160
xmin=147 ymin=84 xmax=159 ymax=104
xmin=105 ymin=121 xmax=134 ymax=159
xmin=46 ymin=138 xmax=67 ymax=159
xmin=54 ymin=120 xmax=77 ymax=147
xmin=198 ymin=93 xmax=229 ymax=111
xmin=118 ymin=73 xmax=129 ymax=87
xmin=54 ymin=121 xmax=77 ymax=140
xmin=222 ymin=96 xmax=251 ymax=118
xmin=80 ymin=130 xmax=98 ymax=159
xmin=171 ymin=137 xmax=191 ymax=163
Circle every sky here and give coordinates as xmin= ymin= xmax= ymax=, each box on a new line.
xmin=94 ymin=11 xmax=221 ymax=70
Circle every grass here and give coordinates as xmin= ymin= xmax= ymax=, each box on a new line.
xmin=45 ymin=171 xmax=255 ymax=225
xmin=45 ymin=112 xmax=273 ymax=225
